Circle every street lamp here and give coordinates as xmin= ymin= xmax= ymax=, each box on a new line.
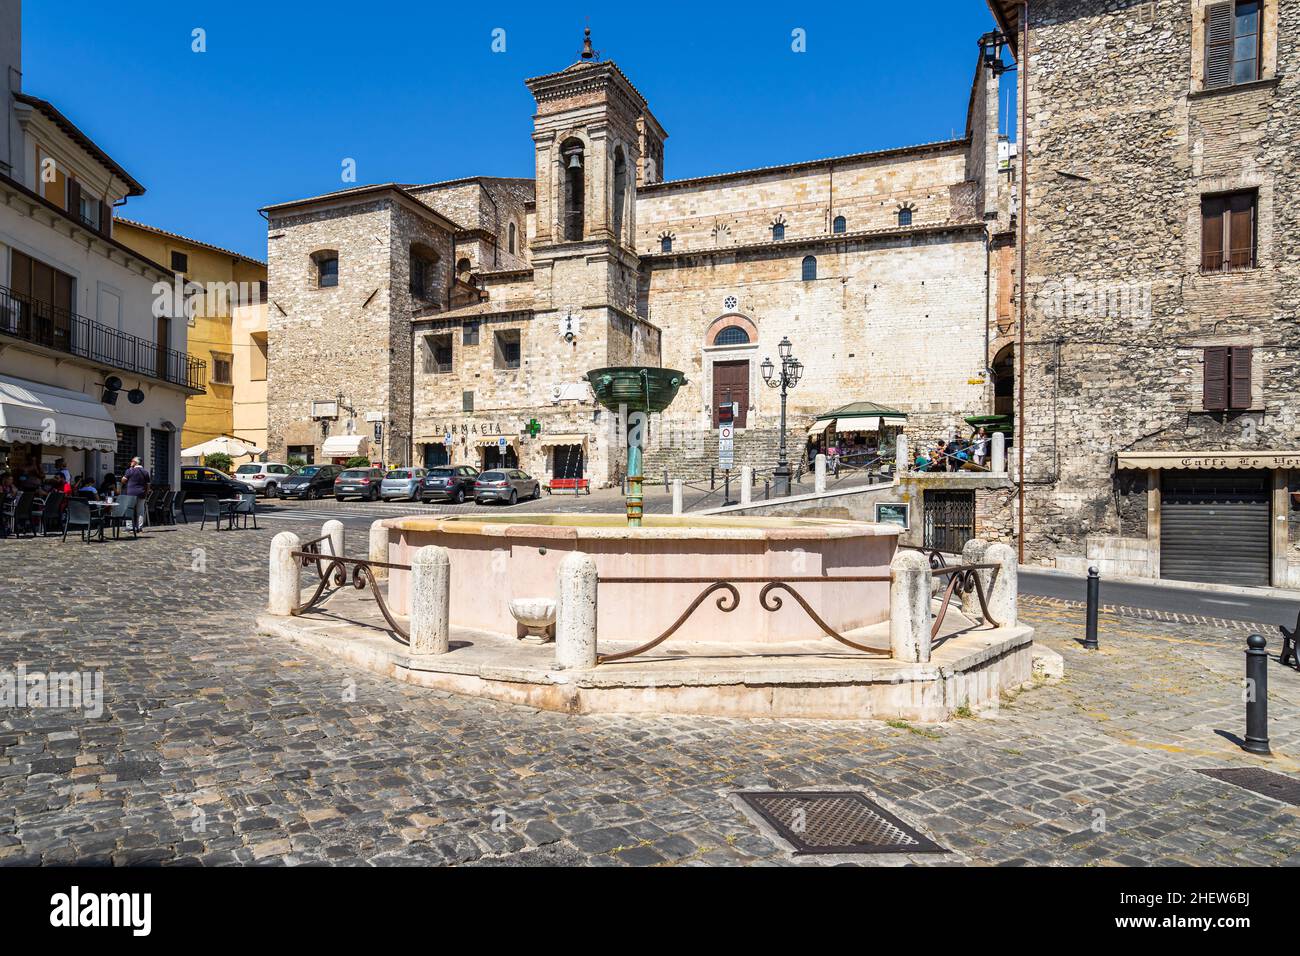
xmin=762 ymin=335 xmax=803 ymax=497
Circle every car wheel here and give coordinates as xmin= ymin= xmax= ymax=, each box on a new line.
xmin=453 ymin=488 xmax=465 ymax=505
xmin=265 ymin=483 xmax=276 ymax=498
xmin=335 ymin=495 xmax=345 ymax=501
xmin=475 ymin=498 xmax=484 ymax=506
xmin=509 ymin=490 xmax=518 ymax=506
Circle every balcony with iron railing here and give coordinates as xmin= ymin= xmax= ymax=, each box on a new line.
xmin=0 ymin=284 xmax=206 ymax=392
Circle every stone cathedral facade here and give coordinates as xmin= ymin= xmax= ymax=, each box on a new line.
xmin=262 ymin=31 xmax=1016 ymax=487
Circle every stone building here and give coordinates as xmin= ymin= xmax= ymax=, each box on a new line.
xmin=263 ymin=29 xmax=1016 ymax=492
xmin=989 ymin=0 xmax=1300 ymax=586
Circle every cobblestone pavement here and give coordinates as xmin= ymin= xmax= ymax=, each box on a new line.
xmin=1 ymin=516 xmax=1298 ymax=867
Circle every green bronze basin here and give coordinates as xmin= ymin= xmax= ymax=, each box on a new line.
xmin=586 ymin=367 xmax=687 ymax=414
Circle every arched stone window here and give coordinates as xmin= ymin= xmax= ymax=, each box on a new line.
xmin=311 ymin=249 xmax=338 ymax=288
xmin=714 ymin=325 xmax=751 ymax=346
xmin=561 ymin=138 xmax=585 ymax=241
xmin=801 ymin=255 xmax=817 ymax=281
xmin=833 ymin=215 xmax=847 ymax=234
xmin=456 ymin=257 xmax=472 ymax=280
xmin=898 ymin=205 xmax=914 ymax=227
xmin=612 ymin=146 xmax=628 ymax=243
xmin=772 ymin=221 xmax=785 ymax=241
xmin=661 ymin=235 xmax=673 ymax=253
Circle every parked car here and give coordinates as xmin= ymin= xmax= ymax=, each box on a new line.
xmin=420 ymin=465 xmax=479 ymax=504
xmin=380 ymin=468 xmax=427 ymax=501
xmin=334 ymin=467 xmax=385 ymax=501
xmin=277 ymin=464 xmax=341 ymax=500
xmin=474 ymin=469 xmax=540 ymax=505
xmin=233 ymin=462 xmax=296 ymax=498
xmin=180 ymin=466 xmax=254 ymax=502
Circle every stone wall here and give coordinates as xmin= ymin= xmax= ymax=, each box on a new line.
xmin=1019 ymin=0 xmax=1300 ymax=577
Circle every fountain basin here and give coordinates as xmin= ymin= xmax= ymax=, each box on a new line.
xmin=381 ymin=514 xmax=900 ymax=646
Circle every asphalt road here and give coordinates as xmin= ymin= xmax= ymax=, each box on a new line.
xmin=1020 ymin=568 xmax=1299 ymax=630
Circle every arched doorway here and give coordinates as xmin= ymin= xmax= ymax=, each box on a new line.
xmin=992 ymin=344 xmax=1014 ymax=416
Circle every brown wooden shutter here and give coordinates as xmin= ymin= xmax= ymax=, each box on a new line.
xmin=98 ymin=200 xmax=111 ymax=236
xmin=1205 ymin=2 xmax=1234 ymax=89
xmin=1229 ymin=346 xmax=1252 ymax=409
xmin=1203 ymin=346 xmax=1229 ymax=410
xmin=66 ymin=178 xmax=82 ymax=219
xmin=1201 ymin=197 xmax=1225 ymax=272
xmin=1227 ymin=192 xmax=1255 ymax=270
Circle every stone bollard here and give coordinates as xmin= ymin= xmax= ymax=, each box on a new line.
xmin=268 ymin=531 xmax=301 ymax=616
xmin=889 ymin=549 xmax=932 ymax=663
xmin=815 ymin=453 xmax=827 ymax=494
xmin=556 ymin=551 xmax=598 ymax=670
xmin=322 ymin=519 xmax=345 ymax=561
xmin=985 ymin=542 xmax=1018 ymax=628
xmin=368 ymin=520 xmax=390 ymax=581
xmin=409 ymin=545 xmax=450 ymax=656
xmin=672 ymin=479 xmax=684 ymax=515
xmin=740 ymin=466 xmax=753 ymax=506
xmin=960 ymin=538 xmax=990 ymax=619
xmin=992 ymin=431 xmax=1006 ymax=474
xmin=896 ymin=435 xmax=909 ymax=475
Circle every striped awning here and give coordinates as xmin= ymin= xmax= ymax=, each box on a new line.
xmin=0 ymin=375 xmax=117 ymax=452
xmin=806 ymin=419 xmax=832 ymax=437
xmin=474 ymin=434 xmax=518 ymax=448
xmin=538 ymin=433 xmax=588 ymax=447
xmin=835 ymin=415 xmax=883 ymax=432
xmin=1117 ymin=450 xmax=1300 ymax=470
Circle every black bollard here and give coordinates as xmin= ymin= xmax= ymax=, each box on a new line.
xmin=1243 ymin=634 xmax=1271 ymax=755
xmin=1083 ymin=567 xmax=1100 ymax=649
xmin=724 ymin=470 xmax=732 ymax=505
xmin=764 ymin=479 xmax=770 ymax=500
xmin=710 ymin=467 xmax=716 ymax=490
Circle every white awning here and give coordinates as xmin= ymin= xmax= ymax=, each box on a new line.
xmin=182 ymin=435 xmax=265 ymax=458
xmin=538 ymin=433 xmax=588 ymax=447
xmin=834 ymin=415 xmax=882 ymax=432
xmin=474 ymin=434 xmax=518 ymax=448
xmin=807 ymin=419 xmax=832 ymax=437
xmin=1118 ymin=450 xmax=1300 ymax=470
xmin=0 ymin=374 xmax=117 ymax=452
xmin=322 ymin=434 xmax=369 ymax=458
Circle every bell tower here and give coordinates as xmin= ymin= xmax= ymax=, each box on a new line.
xmin=525 ymin=29 xmax=648 ymax=322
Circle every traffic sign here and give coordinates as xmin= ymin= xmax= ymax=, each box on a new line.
xmin=719 ymin=424 xmax=734 ymax=442
xmin=497 ymin=437 xmax=508 ymax=450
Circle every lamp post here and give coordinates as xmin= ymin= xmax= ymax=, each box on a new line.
xmin=762 ymin=336 xmax=803 ymax=497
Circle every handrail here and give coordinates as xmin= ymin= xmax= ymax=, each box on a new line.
xmin=289 ymin=536 xmax=411 ymax=643
xmin=0 ymin=284 xmax=206 ymax=391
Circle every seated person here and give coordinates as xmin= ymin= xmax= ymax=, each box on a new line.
xmin=76 ymin=477 xmax=100 ymax=500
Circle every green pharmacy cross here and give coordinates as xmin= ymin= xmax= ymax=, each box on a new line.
xmin=585 ymin=367 xmax=687 ymax=527
xmin=526 ymin=419 xmax=541 ymax=438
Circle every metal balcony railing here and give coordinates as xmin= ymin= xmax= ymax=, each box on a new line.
xmin=0 ymin=284 xmax=206 ymax=391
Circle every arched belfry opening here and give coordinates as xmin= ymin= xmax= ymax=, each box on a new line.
xmin=561 ymin=138 xmax=585 ymax=241
xmin=612 ymin=146 xmax=628 ymax=245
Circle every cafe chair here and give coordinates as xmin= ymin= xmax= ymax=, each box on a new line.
xmin=200 ymin=495 xmax=231 ymax=531
xmin=62 ymin=497 xmax=101 ymax=543
xmin=10 ymin=491 xmax=37 ymax=538
xmin=232 ymin=492 xmax=259 ymax=530
xmin=107 ymin=494 xmax=138 ymax=539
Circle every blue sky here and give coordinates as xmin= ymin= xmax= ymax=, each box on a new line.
xmin=21 ymin=1 xmax=1013 ymax=261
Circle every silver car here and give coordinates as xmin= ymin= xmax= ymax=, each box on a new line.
xmin=473 ymin=469 xmax=540 ymax=505
xmin=380 ymin=468 xmax=427 ymax=501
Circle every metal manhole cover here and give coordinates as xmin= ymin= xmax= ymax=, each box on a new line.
xmin=1196 ymin=768 xmax=1300 ymax=807
xmin=736 ymin=791 xmax=946 ymax=855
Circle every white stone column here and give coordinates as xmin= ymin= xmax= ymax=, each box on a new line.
xmin=322 ymin=519 xmax=345 ymax=561
xmin=991 ymin=431 xmax=1006 ymax=474
xmin=960 ymin=538 xmax=990 ymax=619
xmin=740 ymin=466 xmax=753 ymax=505
xmin=268 ymin=531 xmax=301 ymax=616
xmin=672 ymin=479 xmax=683 ymax=515
xmin=556 ymin=551 xmax=598 ymax=670
xmin=815 ymin=453 xmax=827 ymax=494
xmin=368 ymin=520 xmax=390 ymax=580
xmin=985 ymin=542 xmax=1018 ymax=628
xmin=889 ymin=549 xmax=932 ymax=663
xmin=409 ymin=545 xmax=451 ymax=656
xmin=896 ymin=435 xmax=908 ymax=475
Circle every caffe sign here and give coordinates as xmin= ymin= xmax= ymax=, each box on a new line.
xmin=1117 ymin=450 xmax=1300 ymax=470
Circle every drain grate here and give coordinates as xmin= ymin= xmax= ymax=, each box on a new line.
xmin=736 ymin=790 xmax=946 ymax=855
xmin=1197 ymin=768 xmax=1300 ymax=807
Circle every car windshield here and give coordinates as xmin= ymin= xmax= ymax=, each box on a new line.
xmin=480 ymin=472 xmax=506 ymax=481
xmin=235 ymin=464 xmax=261 ymax=474
xmin=428 ymin=469 xmax=454 ymax=478
xmin=386 ymin=471 xmax=411 ymax=479
xmin=296 ymin=466 xmax=321 ymax=476
xmin=339 ymin=470 xmax=369 ymax=479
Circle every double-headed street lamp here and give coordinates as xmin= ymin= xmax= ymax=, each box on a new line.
xmin=761 ymin=336 xmax=803 ymax=497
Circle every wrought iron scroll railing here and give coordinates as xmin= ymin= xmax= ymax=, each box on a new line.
xmin=290 ymin=534 xmax=411 ymax=643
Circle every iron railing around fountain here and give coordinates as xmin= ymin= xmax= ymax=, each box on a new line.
xmin=290 ymin=534 xmax=411 ymax=643
xmin=592 ymin=566 xmax=1000 ymax=664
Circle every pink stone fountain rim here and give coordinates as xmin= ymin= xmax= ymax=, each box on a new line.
xmin=379 ymin=513 xmax=898 ymax=542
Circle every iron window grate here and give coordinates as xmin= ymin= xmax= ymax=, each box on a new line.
xmin=1196 ymin=768 xmax=1300 ymax=807
xmin=736 ymin=790 xmax=946 ymax=856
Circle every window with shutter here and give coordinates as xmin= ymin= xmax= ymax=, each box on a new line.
xmin=1205 ymin=1 xmax=1262 ymax=89
xmin=1203 ymin=346 xmax=1228 ymax=410
xmin=1228 ymin=346 xmax=1252 ymax=409
xmin=1205 ymin=2 xmax=1234 ymax=88
xmin=1201 ymin=191 xmax=1256 ymax=273
xmin=1201 ymin=197 xmax=1224 ymax=271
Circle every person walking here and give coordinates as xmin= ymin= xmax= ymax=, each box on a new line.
xmin=122 ymin=456 xmax=151 ymax=531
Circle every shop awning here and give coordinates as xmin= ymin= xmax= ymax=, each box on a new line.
xmin=835 ymin=415 xmax=882 ymax=432
xmin=806 ymin=419 xmax=832 ymax=437
xmin=474 ymin=434 xmax=518 ymax=448
xmin=815 ymin=401 xmax=907 ymax=425
xmin=321 ymin=434 xmax=369 ymax=458
xmin=1118 ymin=450 xmax=1300 ymax=470
xmin=538 ymin=433 xmax=588 ymax=447
xmin=0 ymin=374 xmax=117 ymax=452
